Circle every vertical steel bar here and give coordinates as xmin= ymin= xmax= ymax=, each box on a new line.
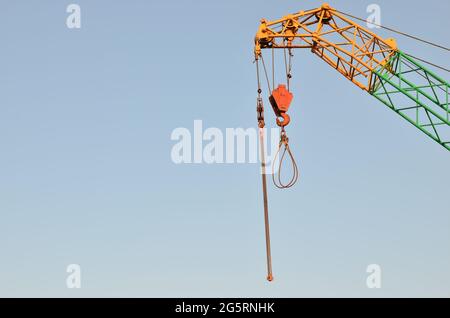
xmin=258 ymin=127 xmax=273 ymax=282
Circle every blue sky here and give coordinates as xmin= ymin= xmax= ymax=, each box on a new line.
xmin=0 ymin=0 xmax=449 ymax=297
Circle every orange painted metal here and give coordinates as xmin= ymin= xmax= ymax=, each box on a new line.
xmin=269 ymin=84 xmax=293 ymax=127
xmin=254 ymin=3 xmax=398 ymax=92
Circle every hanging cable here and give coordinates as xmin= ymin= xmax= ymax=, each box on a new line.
xmin=272 ymin=47 xmax=275 ymax=91
xmin=283 ymin=47 xmax=289 ymax=89
xmin=255 ymin=59 xmax=265 ymax=128
xmin=334 ymin=9 xmax=450 ymax=52
xmin=283 ymin=46 xmax=294 ymax=91
xmin=288 ymin=49 xmax=293 ymax=89
xmin=288 ymin=49 xmax=293 ymax=91
xmin=272 ymin=128 xmax=299 ymax=189
xmin=260 ymin=55 xmax=272 ymax=95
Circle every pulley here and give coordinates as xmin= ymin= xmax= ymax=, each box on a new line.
xmin=269 ymin=84 xmax=293 ymax=127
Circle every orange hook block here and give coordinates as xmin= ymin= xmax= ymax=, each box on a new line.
xmin=269 ymin=84 xmax=293 ymax=127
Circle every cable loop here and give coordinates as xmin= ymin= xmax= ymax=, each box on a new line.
xmin=272 ymin=129 xmax=299 ymax=189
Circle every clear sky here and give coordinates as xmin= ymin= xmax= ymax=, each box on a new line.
xmin=0 ymin=0 xmax=449 ymax=297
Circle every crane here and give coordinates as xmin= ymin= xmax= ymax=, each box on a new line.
xmin=253 ymin=3 xmax=450 ymax=282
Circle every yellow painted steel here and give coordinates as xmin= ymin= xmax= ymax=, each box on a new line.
xmin=254 ymin=3 xmax=398 ymax=91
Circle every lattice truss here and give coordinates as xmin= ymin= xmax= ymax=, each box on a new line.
xmin=372 ymin=52 xmax=450 ymax=150
xmin=254 ymin=4 xmax=398 ymax=90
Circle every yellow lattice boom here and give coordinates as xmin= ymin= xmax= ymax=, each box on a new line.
xmin=254 ymin=3 xmax=398 ymax=91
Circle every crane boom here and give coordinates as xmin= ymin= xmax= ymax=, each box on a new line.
xmin=372 ymin=51 xmax=449 ymax=150
xmin=254 ymin=3 xmax=450 ymax=150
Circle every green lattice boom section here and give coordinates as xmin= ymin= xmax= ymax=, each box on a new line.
xmin=370 ymin=51 xmax=450 ymax=151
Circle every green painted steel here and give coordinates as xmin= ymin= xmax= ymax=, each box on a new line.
xmin=370 ymin=50 xmax=450 ymax=151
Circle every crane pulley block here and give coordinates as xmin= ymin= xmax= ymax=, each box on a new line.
xmin=269 ymin=84 xmax=293 ymax=127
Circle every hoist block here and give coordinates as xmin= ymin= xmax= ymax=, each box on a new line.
xmin=269 ymin=84 xmax=293 ymax=116
xmin=269 ymin=84 xmax=293 ymax=127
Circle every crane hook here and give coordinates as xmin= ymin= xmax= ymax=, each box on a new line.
xmin=269 ymin=84 xmax=293 ymax=128
xmin=276 ymin=113 xmax=291 ymax=127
